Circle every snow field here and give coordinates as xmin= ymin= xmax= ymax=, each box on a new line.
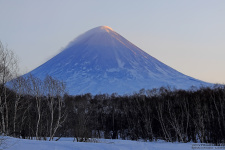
xmin=1 ymin=137 xmax=196 ymax=150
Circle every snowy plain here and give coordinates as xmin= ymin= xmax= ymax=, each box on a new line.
xmin=0 ymin=136 xmax=208 ymax=150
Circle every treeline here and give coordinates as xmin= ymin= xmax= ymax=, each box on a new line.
xmin=1 ymin=76 xmax=225 ymax=144
xmin=62 ymin=86 xmax=225 ymax=144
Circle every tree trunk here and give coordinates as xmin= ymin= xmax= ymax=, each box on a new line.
xmin=49 ymin=100 xmax=54 ymax=141
xmin=36 ymin=98 xmax=41 ymax=140
xmin=0 ymin=96 xmax=6 ymax=133
xmin=13 ymin=98 xmax=19 ymax=136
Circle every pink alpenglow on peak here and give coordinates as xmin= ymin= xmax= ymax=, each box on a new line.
xmin=85 ymin=26 xmax=114 ymax=34
xmin=98 ymin=26 xmax=113 ymax=32
xmin=65 ymin=26 xmax=117 ymax=48
xmin=25 ymin=26 xmax=212 ymax=95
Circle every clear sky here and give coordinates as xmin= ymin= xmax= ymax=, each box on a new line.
xmin=0 ymin=0 xmax=225 ymax=84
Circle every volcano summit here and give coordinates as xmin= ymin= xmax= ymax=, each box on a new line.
xmin=27 ymin=26 xmax=211 ymax=95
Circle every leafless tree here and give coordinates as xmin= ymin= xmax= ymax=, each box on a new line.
xmin=11 ymin=76 xmax=27 ymax=136
xmin=155 ymin=99 xmax=172 ymax=142
xmin=44 ymin=75 xmax=67 ymax=141
xmin=0 ymin=41 xmax=18 ymax=134
xmin=27 ymin=74 xmax=43 ymax=139
xmin=51 ymin=77 xmax=67 ymax=141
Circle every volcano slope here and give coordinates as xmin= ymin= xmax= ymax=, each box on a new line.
xmin=26 ymin=26 xmax=211 ymax=95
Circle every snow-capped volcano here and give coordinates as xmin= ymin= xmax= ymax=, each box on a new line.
xmin=27 ymin=26 xmax=211 ymax=95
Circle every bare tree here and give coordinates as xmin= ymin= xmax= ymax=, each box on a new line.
xmin=44 ymin=75 xmax=67 ymax=141
xmin=27 ymin=74 xmax=43 ymax=139
xmin=51 ymin=77 xmax=67 ymax=141
xmin=0 ymin=41 xmax=18 ymax=134
xmin=155 ymin=99 xmax=172 ymax=142
xmin=11 ymin=76 xmax=26 ymax=136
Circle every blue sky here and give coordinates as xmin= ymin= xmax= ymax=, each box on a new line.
xmin=0 ymin=0 xmax=225 ymax=84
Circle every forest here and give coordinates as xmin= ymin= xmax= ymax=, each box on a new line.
xmin=1 ymin=42 xmax=225 ymax=144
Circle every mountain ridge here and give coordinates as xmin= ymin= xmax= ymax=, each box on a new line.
xmin=25 ymin=26 xmax=212 ymax=95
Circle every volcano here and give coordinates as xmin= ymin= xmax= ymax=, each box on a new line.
xmin=26 ymin=26 xmax=211 ymax=95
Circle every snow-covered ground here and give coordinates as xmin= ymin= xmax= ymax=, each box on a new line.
xmin=0 ymin=136 xmax=204 ymax=150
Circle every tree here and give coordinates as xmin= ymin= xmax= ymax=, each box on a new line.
xmin=27 ymin=74 xmax=43 ymax=139
xmin=11 ymin=76 xmax=27 ymax=136
xmin=0 ymin=41 xmax=18 ymax=134
xmin=44 ymin=75 xmax=67 ymax=141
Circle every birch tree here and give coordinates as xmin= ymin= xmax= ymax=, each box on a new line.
xmin=11 ymin=76 xmax=26 ymax=136
xmin=0 ymin=41 xmax=18 ymax=134
xmin=44 ymin=75 xmax=66 ymax=141
xmin=27 ymin=74 xmax=43 ymax=139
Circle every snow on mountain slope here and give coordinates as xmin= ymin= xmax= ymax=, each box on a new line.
xmin=26 ymin=26 xmax=212 ymax=95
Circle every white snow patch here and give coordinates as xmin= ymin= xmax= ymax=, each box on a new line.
xmin=117 ymin=58 xmax=125 ymax=68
